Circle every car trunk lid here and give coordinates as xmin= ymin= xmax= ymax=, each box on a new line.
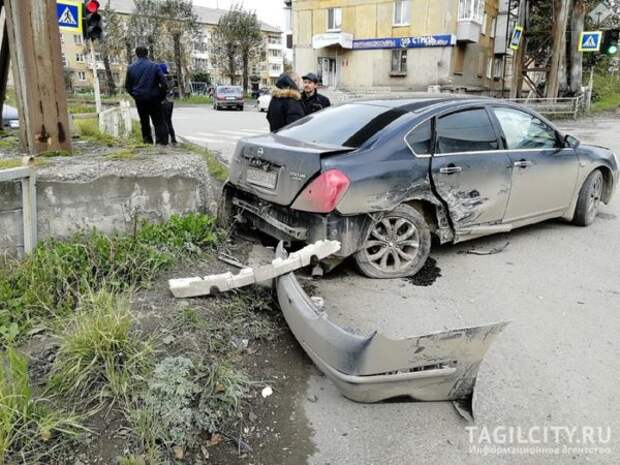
xmin=229 ymin=134 xmax=354 ymax=206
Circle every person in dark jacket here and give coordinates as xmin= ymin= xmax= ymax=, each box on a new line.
xmin=125 ymin=47 xmax=168 ymax=145
xmin=266 ymin=73 xmax=305 ymax=132
xmin=301 ymin=73 xmax=331 ymax=115
xmin=159 ymin=63 xmax=177 ymax=145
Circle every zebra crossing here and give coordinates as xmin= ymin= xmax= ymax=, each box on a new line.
xmin=183 ymin=128 xmax=268 ymax=147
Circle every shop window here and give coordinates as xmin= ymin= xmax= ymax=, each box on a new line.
xmin=391 ymin=49 xmax=407 ymax=74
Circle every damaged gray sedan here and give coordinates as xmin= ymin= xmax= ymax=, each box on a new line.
xmin=222 ymin=96 xmax=619 ymax=278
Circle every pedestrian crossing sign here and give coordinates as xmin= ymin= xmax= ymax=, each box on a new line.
xmin=579 ymin=31 xmax=602 ymax=52
xmin=57 ymin=1 xmax=83 ymax=33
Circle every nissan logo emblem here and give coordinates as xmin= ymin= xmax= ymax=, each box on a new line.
xmin=257 ymin=147 xmax=264 ymax=157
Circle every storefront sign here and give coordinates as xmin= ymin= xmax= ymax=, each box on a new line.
xmin=312 ymin=33 xmax=354 ymax=49
xmin=352 ymin=34 xmax=456 ymax=50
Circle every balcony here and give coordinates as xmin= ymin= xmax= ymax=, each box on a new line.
xmin=457 ymin=0 xmax=483 ymax=43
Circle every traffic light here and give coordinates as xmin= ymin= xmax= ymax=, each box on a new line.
xmin=602 ymin=29 xmax=619 ymax=55
xmin=84 ymin=0 xmax=103 ymax=41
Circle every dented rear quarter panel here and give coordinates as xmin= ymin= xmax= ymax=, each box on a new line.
xmin=325 ymin=113 xmax=436 ymax=215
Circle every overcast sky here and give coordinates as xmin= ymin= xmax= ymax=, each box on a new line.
xmin=192 ymin=0 xmax=285 ymax=30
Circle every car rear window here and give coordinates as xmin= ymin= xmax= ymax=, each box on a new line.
xmin=218 ymin=87 xmax=242 ymax=95
xmin=277 ymin=103 xmax=408 ymax=148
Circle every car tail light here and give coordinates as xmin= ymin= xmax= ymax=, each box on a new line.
xmin=291 ymin=169 xmax=350 ymax=213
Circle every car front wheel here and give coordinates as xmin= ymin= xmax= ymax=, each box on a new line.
xmin=573 ymin=169 xmax=604 ymax=226
xmin=354 ymin=204 xmax=431 ymax=279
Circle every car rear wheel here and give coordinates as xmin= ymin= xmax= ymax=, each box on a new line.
xmin=354 ymin=204 xmax=431 ymax=279
xmin=573 ymin=169 xmax=604 ymax=226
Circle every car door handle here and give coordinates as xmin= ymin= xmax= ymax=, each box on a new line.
xmin=439 ymin=165 xmax=463 ymax=175
xmin=513 ymin=159 xmax=533 ymax=168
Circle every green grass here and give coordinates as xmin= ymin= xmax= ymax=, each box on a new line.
xmin=0 ymin=213 xmax=220 ymax=347
xmin=106 ymin=148 xmax=140 ymax=160
xmin=0 ymin=346 xmax=85 ymax=464
xmin=74 ymin=118 xmax=118 ymax=146
xmin=592 ymin=93 xmax=620 ymax=112
xmin=176 ymin=95 xmax=213 ymax=105
xmin=180 ymin=143 xmax=229 ymax=182
xmin=68 ymin=103 xmax=96 ymax=115
xmin=592 ymin=74 xmax=620 ymax=112
xmin=0 ymin=158 xmax=48 ymax=170
xmin=0 ymin=136 xmax=20 ymax=152
xmin=48 ymin=291 xmax=154 ymax=409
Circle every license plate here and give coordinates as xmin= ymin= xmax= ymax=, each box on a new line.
xmin=247 ymin=166 xmax=277 ymax=189
xmin=226 ymin=96 xmax=236 ymax=100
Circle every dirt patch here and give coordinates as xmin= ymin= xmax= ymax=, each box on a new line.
xmin=18 ymin=239 xmax=317 ymax=465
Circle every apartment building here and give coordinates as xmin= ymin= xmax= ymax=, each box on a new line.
xmin=61 ymin=0 xmax=283 ymax=91
xmin=291 ymin=0 xmax=510 ymax=93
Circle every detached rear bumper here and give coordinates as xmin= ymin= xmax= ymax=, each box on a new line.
xmin=275 ymin=243 xmax=509 ymax=403
xmin=224 ymin=184 xmax=369 ymax=257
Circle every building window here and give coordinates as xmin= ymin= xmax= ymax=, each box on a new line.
xmin=327 ymin=8 xmax=342 ymax=31
xmin=458 ymin=0 xmax=484 ymax=23
xmin=486 ymin=56 xmax=493 ymax=79
xmin=493 ymin=57 xmax=503 ymax=79
xmin=62 ymin=53 xmax=68 ymax=67
xmin=77 ymin=71 xmax=86 ymax=81
xmin=268 ymin=35 xmax=282 ymax=45
xmin=391 ymin=49 xmax=407 ymax=74
xmin=269 ymin=49 xmax=281 ymax=57
xmin=490 ymin=17 xmax=497 ymax=39
xmin=74 ymin=34 xmax=83 ymax=45
xmin=75 ymin=53 xmax=85 ymax=63
xmin=271 ymin=64 xmax=282 ymax=73
xmin=393 ymin=0 xmax=411 ymax=26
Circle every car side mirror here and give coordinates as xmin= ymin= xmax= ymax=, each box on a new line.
xmin=564 ymin=134 xmax=580 ymax=149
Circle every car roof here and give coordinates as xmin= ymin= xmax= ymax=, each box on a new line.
xmin=353 ymin=94 xmax=493 ymax=112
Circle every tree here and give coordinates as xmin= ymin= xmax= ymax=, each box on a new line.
xmin=210 ymin=4 xmax=265 ymax=92
xmin=233 ymin=7 xmax=264 ymax=94
xmin=210 ymin=9 xmax=242 ymax=85
xmin=127 ymin=0 xmax=165 ymax=61
xmin=159 ymin=0 xmax=201 ymax=98
xmin=99 ymin=0 xmax=129 ymax=95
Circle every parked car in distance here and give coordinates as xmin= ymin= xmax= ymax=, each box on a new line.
xmin=221 ymin=96 xmax=619 ymax=278
xmin=213 ymin=86 xmax=244 ymax=111
xmin=2 ymin=104 xmax=19 ymax=128
xmin=257 ymin=91 xmax=271 ymax=112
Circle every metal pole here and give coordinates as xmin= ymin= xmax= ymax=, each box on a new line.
xmin=90 ymin=39 xmax=102 ymax=114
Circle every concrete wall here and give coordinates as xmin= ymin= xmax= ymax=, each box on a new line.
xmin=0 ymin=153 xmax=217 ymax=258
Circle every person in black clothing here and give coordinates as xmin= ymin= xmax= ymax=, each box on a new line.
xmin=159 ymin=63 xmax=177 ymax=145
xmin=301 ymin=73 xmax=331 ymax=115
xmin=266 ymin=73 xmax=305 ymax=132
xmin=125 ymin=47 xmax=168 ymax=145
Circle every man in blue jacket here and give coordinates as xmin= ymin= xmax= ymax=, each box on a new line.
xmin=125 ymin=47 xmax=168 ymax=145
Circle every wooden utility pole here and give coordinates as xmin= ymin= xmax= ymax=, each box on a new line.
xmin=569 ymin=0 xmax=586 ymax=95
xmin=547 ymin=0 xmax=571 ymax=99
xmin=510 ymin=0 xmax=528 ymax=98
xmin=4 ymin=0 xmax=72 ymax=156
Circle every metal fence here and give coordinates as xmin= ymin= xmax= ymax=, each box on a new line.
xmin=497 ymin=96 xmax=584 ymax=119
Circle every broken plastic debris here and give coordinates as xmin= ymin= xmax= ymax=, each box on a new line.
xmin=168 ymin=240 xmax=341 ymax=298
xmin=261 ymin=386 xmax=273 ymax=398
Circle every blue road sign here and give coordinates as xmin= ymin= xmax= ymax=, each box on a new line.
xmin=57 ymin=1 xmax=83 ymax=34
xmin=579 ymin=31 xmax=602 ymax=52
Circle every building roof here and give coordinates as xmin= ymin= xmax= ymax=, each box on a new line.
xmin=105 ymin=0 xmax=281 ymax=33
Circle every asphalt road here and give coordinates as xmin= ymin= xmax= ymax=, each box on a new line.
xmin=175 ymin=105 xmax=620 ymax=464
xmin=172 ymin=103 xmax=269 ymax=161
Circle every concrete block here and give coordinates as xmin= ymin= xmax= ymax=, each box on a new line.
xmin=169 ymin=240 xmax=341 ymax=298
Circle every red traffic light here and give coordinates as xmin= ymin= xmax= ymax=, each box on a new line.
xmin=85 ymin=0 xmax=100 ymax=13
